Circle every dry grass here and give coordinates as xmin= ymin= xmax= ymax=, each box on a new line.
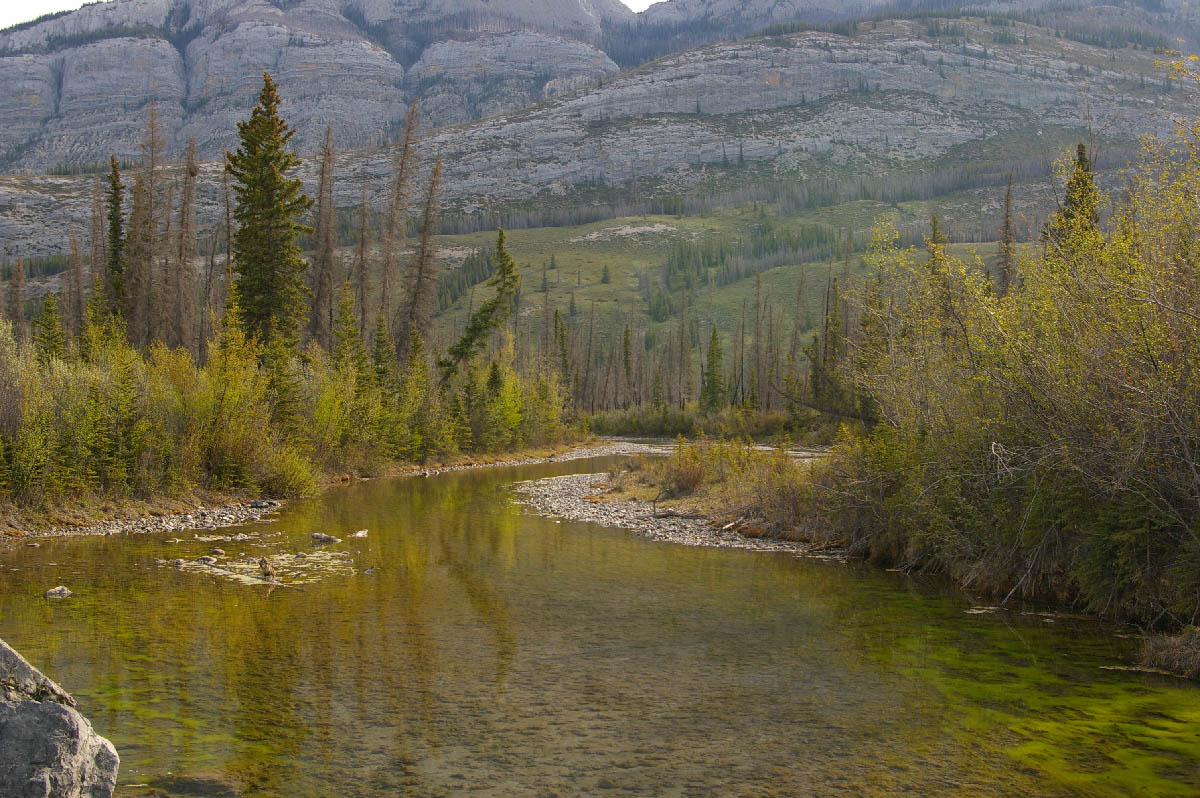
xmin=1140 ymin=628 xmax=1200 ymax=680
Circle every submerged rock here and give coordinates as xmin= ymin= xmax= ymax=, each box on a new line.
xmin=311 ymin=533 xmax=341 ymax=545
xmin=195 ymin=556 xmax=217 ymax=566
xmin=0 ymin=637 xmax=119 ymax=798
xmin=351 ymin=530 xmax=368 ymax=538
xmin=44 ymin=586 xmax=72 ymax=598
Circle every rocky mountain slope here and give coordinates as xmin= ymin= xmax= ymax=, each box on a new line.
xmin=2 ymin=0 xmax=1195 ymax=174
xmin=0 ymin=0 xmax=632 ymax=172
xmin=0 ymin=14 xmax=1195 ymax=256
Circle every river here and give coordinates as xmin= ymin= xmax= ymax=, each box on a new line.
xmin=1 ymin=457 xmax=1197 ymax=796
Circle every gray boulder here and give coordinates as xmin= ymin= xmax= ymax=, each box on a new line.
xmin=0 ymin=638 xmax=119 ymax=798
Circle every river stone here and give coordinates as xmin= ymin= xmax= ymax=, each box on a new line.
xmin=0 ymin=637 xmax=119 ymax=798
xmin=311 ymin=533 xmax=341 ymax=545
xmin=44 ymin=586 xmax=72 ymax=598
xmin=351 ymin=530 xmax=368 ymax=538
xmin=195 ymin=556 xmax=217 ymax=566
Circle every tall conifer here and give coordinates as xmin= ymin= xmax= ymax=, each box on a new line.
xmin=225 ymin=72 xmax=314 ymax=346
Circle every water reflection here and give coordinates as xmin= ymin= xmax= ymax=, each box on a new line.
xmin=0 ymin=458 xmax=1198 ymax=797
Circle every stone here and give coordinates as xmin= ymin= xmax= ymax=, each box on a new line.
xmin=44 ymin=586 xmax=72 ymax=598
xmin=311 ymin=533 xmax=341 ymax=545
xmin=195 ymin=556 xmax=217 ymax=566
xmin=210 ymin=548 xmax=225 ymax=556
xmin=351 ymin=530 xmax=368 ymax=538
xmin=0 ymin=637 xmax=119 ymax=798
xmin=0 ymin=0 xmax=633 ymax=173
xmin=0 ymin=16 xmax=1192 ymax=258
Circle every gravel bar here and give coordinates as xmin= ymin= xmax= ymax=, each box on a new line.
xmin=513 ymin=473 xmax=818 ymax=554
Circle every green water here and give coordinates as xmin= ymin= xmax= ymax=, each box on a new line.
xmin=1 ymin=457 xmax=1198 ymax=797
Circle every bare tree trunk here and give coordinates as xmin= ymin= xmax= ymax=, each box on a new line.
xmin=356 ymin=183 xmax=369 ymax=338
xmin=176 ymin=138 xmax=198 ymax=354
xmin=399 ymin=159 xmax=442 ymax=359
xmin=381 ymin=103 xmax=419 ymax=338
xmin=68 ymin=230 xmax=86 ymax=336
xmin=309 ymin=127 xmax=337 ymax=350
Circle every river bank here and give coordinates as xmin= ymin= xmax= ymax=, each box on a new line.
xmin=0 ymin=440 xmax=673 ymax=551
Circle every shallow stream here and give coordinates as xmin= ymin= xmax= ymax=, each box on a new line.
xmin=1 ymin=457 xmax=1198 ymax=796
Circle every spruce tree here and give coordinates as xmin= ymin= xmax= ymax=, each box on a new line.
xmin=226 ymin=72 xmax=314 ymax=346
xmin=32 ymin=294 xmax=66 ymax=363
xmin=1042 ymin=142 xmax=1100 ymax=254
xmin=333 ymin=281 xmax=368 ymax=378
xmin=701 ymin=324 xmax=724 ymax=414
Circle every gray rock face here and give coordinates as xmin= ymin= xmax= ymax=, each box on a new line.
xmin=0 ymin=17 xmax=1195 ymax=256
xmin=0 ymin=638 xmax=119 ymax=798
xmin=0 ymin=0 xmax=631 ymax=171
xmin=407 ymin=32 xmax=619 ymax=127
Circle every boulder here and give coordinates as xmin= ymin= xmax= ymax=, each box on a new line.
xmin=0 ymin=637 xmax=119 ymax=798
xmin=44 ymin=586 xmax=72 ymax=598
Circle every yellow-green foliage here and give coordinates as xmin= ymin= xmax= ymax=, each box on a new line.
xmin=0 ymin=301 xmax=574 ymax=508
xmin=809 ymin=116 xmax=1200 ymax=624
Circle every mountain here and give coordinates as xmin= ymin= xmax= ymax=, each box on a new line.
xmin=0 ymin=12 xmax=1196 ymax=257
xmin=0 ymin=0 xmax=633 ymax=172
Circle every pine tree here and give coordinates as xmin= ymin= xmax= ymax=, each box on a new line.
xmin=601 ymin=264 xmax=611 ymax=284
xmin=105 ymin=156 xmax=125 ymax=314
xmin=309 ymin=126 xmax=337 ymax=350
xmin=225 ymin=72 xmax=314 ymax=346
xmin=32 ymin=294 xmax=66 ymax=363
xmin=700 ymin=324 xmax=725 ymax=414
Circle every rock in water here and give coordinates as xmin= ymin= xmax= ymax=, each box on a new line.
xmin=351 ymin=530 xmax=368 ymax=538
xmin=311 ymin=533 xmax=341 ymax=545
xmin=44 ymin=586 xmax=72 ymax=598
xmin=0 ymin=637 xmax=119 ymax=798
